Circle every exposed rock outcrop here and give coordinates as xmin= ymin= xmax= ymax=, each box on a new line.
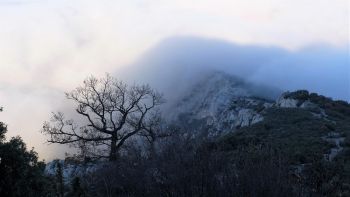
xmin=168 ymin=72 xmax=276 ymax=136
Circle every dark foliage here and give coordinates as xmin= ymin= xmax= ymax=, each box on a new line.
xmin=66 ymin=177 xmax=86 ymax=197
xmin=220 ymin=104 xmax=350 ymax=196
xmin=79 ymin=134 xmax=296 ymax=197
xmin=0 ymin=108 xmax=54 ymax=197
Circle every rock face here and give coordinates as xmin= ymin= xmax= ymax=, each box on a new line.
xmin=276 ymin=94 xmax=299 ymax=108
xmin=322 ymin=132 xmax=345 ymax=161
xmin=167 ymin=71 xmax=276 ymax=137
xmin=167 ymin=73 xmax=333 ymax=138
xmin=276 ymin=91 xmax=318 ymax=109
xmin=276 ymin=90 xmax=327 ymax=118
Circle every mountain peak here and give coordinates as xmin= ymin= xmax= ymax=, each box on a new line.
xmin=167 ymin=71 xmax=274 ymax=136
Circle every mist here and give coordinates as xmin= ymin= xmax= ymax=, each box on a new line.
xmin=118 ymin=36 xmax=350 ymax=103
xmin=1 ymin=36 xmax=348 ymax=161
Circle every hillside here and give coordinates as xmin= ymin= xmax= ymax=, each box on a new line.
xmin=216 ymin=90 xmax=350 ymax=195
xmin=44 ymin=73 xmax=350 ymax=196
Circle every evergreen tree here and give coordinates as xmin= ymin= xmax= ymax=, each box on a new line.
xmin=0 ymin=107 xmax=51 ymax=196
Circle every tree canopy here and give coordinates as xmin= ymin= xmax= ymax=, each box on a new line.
xmin=0 ymin=107 xmax=49 ymax=197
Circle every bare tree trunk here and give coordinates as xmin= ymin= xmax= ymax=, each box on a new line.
xmin=109 ymin=136 xmax=117 ymax=161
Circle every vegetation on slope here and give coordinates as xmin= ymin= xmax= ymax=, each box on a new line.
xmin=218 ymin=91 xmax=350 ymax=196
xmin=2 ymin=88 xmax=350 ymax=197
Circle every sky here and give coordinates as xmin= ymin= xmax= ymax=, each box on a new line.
xmin=0 ymin=0 xmax=348 ymax=160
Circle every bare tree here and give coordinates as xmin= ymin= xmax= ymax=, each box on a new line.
xmin=42 ymin=74 xmax=164 ymax=161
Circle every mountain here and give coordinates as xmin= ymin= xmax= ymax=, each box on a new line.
xmin=45 ymin=71 xmax=350 ymax=195
xmin=167 ymin=71 xmax=350 ymax=165
xmin=166 ymin=71 xmax=279 ymax=136
xmin=167 ymin=70 xmax=350 ymax=136
xmin=221 ymin=89 xmax=350 ymax=156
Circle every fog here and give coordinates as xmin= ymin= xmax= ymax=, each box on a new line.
xmin=119 ymin=36 xmax=350 ymax=103
xmin=0 ymin=36 xmax=348 ymax=161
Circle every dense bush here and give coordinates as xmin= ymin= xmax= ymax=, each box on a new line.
xmin=285 ymin=90 xmax=310 ymax=101
xmin=81 ymin=136 xmax=295 ymax=197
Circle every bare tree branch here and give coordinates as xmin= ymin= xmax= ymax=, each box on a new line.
xmin=42 ymin=73 xmax=164 ymax=161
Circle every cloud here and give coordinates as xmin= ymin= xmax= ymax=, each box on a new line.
xmin=119 ymin=36 xmax=350 ymax=102
xmin=249 ymin=44 xmax=350 ymax=100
